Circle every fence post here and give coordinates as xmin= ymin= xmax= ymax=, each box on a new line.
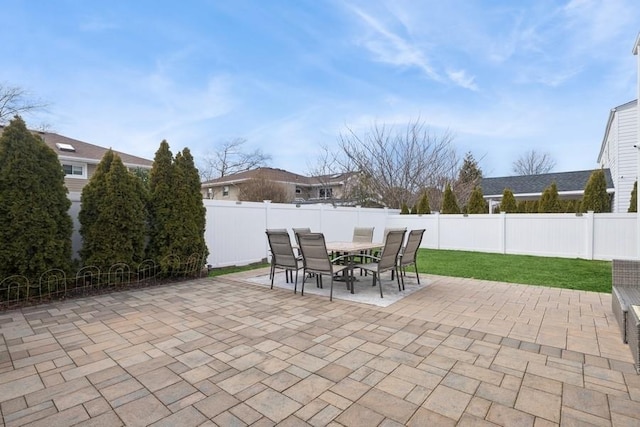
xmin=264 ymin=200 xmax=272 ymax=260
xmin=585 ymin=211 xmax=594 ymax=260
xmin=500 ymin=211 xmax=507 ymax=254
xmin=434 ymin=212 xmax=441 ymax=249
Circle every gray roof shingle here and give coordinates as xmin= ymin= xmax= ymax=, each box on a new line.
xmin=481 ymin=169 xmax=614 ymax=197
xmin=0 ymin=125 xmax=153 ymax=167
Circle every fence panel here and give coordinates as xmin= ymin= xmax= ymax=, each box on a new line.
xmin=593 ymin=214 xmax=637 ymax=260
xmin=438 ymin=215 xmax=503 ymax=253
xmin=205 ymin=200 xmax=268 ymax=267
xmin=504 ymin=214 xmax=585 ymax=258
xmin=203 ymin=201 xmax=396 ymax=267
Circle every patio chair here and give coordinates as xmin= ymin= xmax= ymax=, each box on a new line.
xmin=265 ymin=229 xmax=303 ymax=291
xmin=352 ymin=227 xmax=375 ymax=275
xmin=354 ymin=229 xmax=406 ymax=298
xmin=352 ymin=227 xmax=374 ymax=243
xmin=292 ymin=227 xmax=311 ymax=251
xmin=397 ymin=229 xmax=425 ymax=289
xmin=297 ymin=232 xmax=351 ymax=301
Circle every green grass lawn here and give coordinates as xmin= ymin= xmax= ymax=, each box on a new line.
xmin=416 ymin=249 xmax=612 ymax=293
xmin=210 ymin=250 xmax=613 ymax=293
xmin=208 ymin=262 xmax=269 ymax=277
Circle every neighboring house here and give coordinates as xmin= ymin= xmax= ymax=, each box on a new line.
xmin=201 ymin=167 xmax=357 ymax=204
xmin=598 ymin=99 xmax=638 ymax=213
xmin=481 ymin=34 xmax=640 ymax=214
xmin=0 ymin=125 xmax=154 ymax=192
xmin=481 ymin=169 xmax=615 ymax=212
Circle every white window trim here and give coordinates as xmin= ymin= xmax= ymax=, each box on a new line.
xmin=62 ymin=161 xmax=87 ymax=179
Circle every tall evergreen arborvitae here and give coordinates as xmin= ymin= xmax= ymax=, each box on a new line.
xmin=564 ymin=200 xmax=578 ymax=213
xmin=79 ymin=150 xmax=147 ymax=268
xmin=441 ymin=183 xmax=460 ymax=214
xmin=172 ymin=148 xmax=208 ymax=265
xmin=147 ymin=142 xmax=209 ymax=272
xmin=581 ymin=169 xmax=610 ymax=213
xmin=79 ymin=150 xmax=115 ymax=263
xmin=147 ymin=141 xmax=174 ymax=264
xmin=539 ymin=182 xmax=562 ymax=213
xmin=500 ymin=188 xmax=517 ymax=213
xmin=0 ymin=116 xmax=73 ymax=281
xmin=467 ymin=186 xmax=487 ymax=214
xmin=629 ymin=181 xmax=637 ymax=213
xmin=416 ymin=191 xmax=430 ymax=214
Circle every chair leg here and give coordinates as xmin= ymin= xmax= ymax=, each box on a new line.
xmin=397 ymin=267 xmax=403 ymax=291
xmin=377 ymin=275 xmax=384 ymax=298
xmin=414 ymin=264 xmax=420 ymax=284
xmin=330 ymin=275 xmax=334 ymax=301
xmin=270 ymin=264 xmax=276 ymax=289
xmin=300 ymin=270 xmax=306 ymax=295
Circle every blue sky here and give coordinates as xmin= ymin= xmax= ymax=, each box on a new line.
xmin=3 ymin=0 xmax=639 ymax=177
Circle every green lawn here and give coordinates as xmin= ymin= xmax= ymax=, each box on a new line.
xmin=208 ymin=262 xmax=269 ymax=277
xmin=210 ymin=249 xmax=613 ymax=293
xmin=416 ymin=249 xmax=612 ymax=293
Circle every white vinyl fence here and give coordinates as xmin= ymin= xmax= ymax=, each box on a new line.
xmin=68 ymin=195 xmax=639 ymax=267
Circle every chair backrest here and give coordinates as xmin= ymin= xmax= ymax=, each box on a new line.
xmin=266 ymin=230 xmax=298 ymax=269
xmin=401 ymin=229 xmax=425 ymax=265
xmin=382 ymin=227 xmax=406 ymax=244
xmin=352 ymin=227 xmax=374 ymax=243
xmin=378 ymin=229 xmax=406 ymax=271
xmin=292 ymin=227 xmax=311 ymax=247
xmin=297 ymin=232 xmax=332 ymax=274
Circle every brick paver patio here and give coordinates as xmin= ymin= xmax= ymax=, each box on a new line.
xmin=1 ymin=269 xmax=639 ymax=426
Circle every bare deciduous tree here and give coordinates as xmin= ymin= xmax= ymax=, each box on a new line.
xmin=0 ymin=83 xmax=48 ymax=124
xmin=238 ymin=174 xmax=290 ymax=203
xmin=199 ymin=138 xmax=271 ymax=181
xmin=336 ymin=119 xmax=459 ymax=209
xmin=512 ymin=150 xmax=556 ymax=175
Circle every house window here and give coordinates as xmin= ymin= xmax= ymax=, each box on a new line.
xmin=62 ymin=162 xmax=86 ymax=179
xmin=319 ymin=187 xmax=333 ymax=199
xmin=295 ymin=187 xmax=302 ymax=195
xmin=223 ymin=185 xmax=230 ymax=197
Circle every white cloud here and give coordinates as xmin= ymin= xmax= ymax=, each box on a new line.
xmin=347 ymin=6 xmax=442 ymax=82
xmin=446 ymin=69 xmax=478 ymax=91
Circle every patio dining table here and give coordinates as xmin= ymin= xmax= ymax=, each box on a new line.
xmin=325 ymin=241 xmax=383 ymax=293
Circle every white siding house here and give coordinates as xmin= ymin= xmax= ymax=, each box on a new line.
xmin=598 ymin=100 xmax=638 ymax=213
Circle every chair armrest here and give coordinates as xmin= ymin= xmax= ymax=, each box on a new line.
xmin=330 ymin=254 xmax=352 ymax=264
xmin=353 ymin=254 xmax=381 ymax=263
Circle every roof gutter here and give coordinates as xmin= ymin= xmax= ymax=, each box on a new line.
xmin=56 ymin=154 xmax=151 ymax=169
xmin=484 ymin=189 xmax=614 ymax=199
